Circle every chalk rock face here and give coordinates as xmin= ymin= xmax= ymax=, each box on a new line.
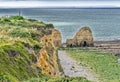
xmin=66 ymin=26 xmax=94 ymax=47
xmin=36 ymin=29 xmax=63 ymax=77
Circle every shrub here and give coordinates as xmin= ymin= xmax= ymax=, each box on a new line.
xmin=46 ymin=24 xmax=54 ymax=28
xmin=3 ymin=18 xmax=11 ymax=22
xmin=10 ymin=16 xmax=24 ymax=20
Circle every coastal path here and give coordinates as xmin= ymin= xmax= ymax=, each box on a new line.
xmin=58 ymin=50 xmax=98 ymax=82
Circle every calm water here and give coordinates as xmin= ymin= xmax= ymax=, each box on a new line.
xmin=0 ymin=8 xmax=120 ymax=42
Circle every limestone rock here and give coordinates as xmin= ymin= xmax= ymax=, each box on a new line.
xmin=52 ymin=29 xmax=62 ymax=47
xmin=66 ymin=39 xmax=74 ymax=47
xmin=40 ymin=29 xmax=62 ymax=48
xmin=35 ymin=29 xmax=63 ymax=77
xmin=66 ymin=26 xmax=94 ymax=47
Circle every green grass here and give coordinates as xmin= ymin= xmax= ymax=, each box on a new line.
xmin=0 ymin=16 xmax=54 ymax=82
xmin=0 ymin=42 xmax=41 ymax=82
xmin=0 ymin=16 xmax=54 ymax=28
xmin=0 ymin=16 xmax=91 ymax=82
xmin=65 ymin=48 xmax=120 ymax=82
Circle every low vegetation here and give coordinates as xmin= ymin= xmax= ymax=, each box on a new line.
xmin=65 ymin=48 xmax=120 ymax=82
xmin=0 ymin=16 xmax=91 ymax=82
xmin=0 ymin=16 xmax=54 ymax=82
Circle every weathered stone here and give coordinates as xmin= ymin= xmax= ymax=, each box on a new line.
xmin=66 ymin=39 xmax=75 ymax=47
xmin=40 ymin=29 xmax=62 ymax=48
xmin=52 ymin=29 xmax=62 ymax=47
xmin=66 ymin=26 xmax=94 ymax=47
xmin=35 ymin=29 xmax=63 ymax=77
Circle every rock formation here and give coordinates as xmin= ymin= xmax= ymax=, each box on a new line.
xmin=35 ymin=29 xmax=63 ymax=77
xmin=40 ymin=29 xmax=62 ymax=48
xmin=66 ymin=26 xmax=94 ymax=47
xmin=52 ymin=29 xmax=62 ymax=47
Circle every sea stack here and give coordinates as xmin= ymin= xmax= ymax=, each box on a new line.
xmin=66 ymin=26 xmax=94 ymax=47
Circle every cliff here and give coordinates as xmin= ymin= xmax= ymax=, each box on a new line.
xmin=36 ymin=29 xmax=63 ymax=77
xmin=0 ymin=16 xmax=63 ymax=82
xmin=66 ymin=26 xmax=94 ymax=47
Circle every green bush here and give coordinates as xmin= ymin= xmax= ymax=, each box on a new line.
xmin=46 ymin=24 xmax=54 ymax=28
xmin=10 ymin=16 xmax=24 ymax=20
xmin=3 ymin=18 xmax=11 ymax=22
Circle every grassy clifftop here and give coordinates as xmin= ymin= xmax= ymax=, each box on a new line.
xmin=0 ymin=16 xmax=90 ymax=82
xmin=0 ymin=16 xmax=54 ymax=82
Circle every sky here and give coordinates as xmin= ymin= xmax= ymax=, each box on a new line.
xmin=0 ymin=0 xmax=120 ymax=8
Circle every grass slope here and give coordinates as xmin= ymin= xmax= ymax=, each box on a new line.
xmin=65 ymin=48 xmax=120 ymax=82
xmin=0 ymin=16 xmax=91 ymax=82
xmin=0 ymin=16 xmax=54 ymax=82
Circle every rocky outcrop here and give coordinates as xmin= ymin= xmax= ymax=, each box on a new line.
xmin=52 ymin=29 xmax=62 ymax=47
xmin=35 ymin=29 xmax=63 ymax=77
xmin=40 ymin=29 xmax=62 ymax=48
xmin=66 ymin=26 xmax=94 ymax=47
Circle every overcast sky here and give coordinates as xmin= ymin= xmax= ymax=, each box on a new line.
xmin=0 ymin=0 xmax=120 ymax=8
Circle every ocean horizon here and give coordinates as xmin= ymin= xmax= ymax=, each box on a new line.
xmin=1 ymin=8 xmax=120 ymax=42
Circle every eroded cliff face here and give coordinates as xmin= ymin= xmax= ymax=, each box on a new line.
xmin=66 ymin=26 xmax=94 ymax=47
xmin=52 ymin=29 xmax=62 ymax=47
xmin=35 ymin=29 xmax=63 ymax=77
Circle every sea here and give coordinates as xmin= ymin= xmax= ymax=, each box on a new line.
xmin=0 ymin=8 xmax=120 ymax=42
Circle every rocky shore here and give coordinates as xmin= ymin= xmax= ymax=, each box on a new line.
xmin=94 ymin=40 xmax=120 ymax=55
xmin=65 ymin=26 xmax=120 ymax=56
